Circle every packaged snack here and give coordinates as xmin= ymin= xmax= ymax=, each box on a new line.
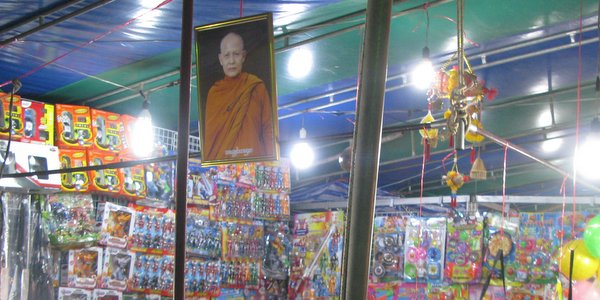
xmin=99 ymin=202 xmax=134 ymax=249
xmin=45 ymin=193 xmax=99 ymax=249
xmin=55 ymin=104 xmax=93 ymax=148
xmin=186 ymin=207 xmax=221 ymax=258
xmin=445 ymin=215 xmax=484 ymax=283
xmin=370 ymin=216 xmax=406 ymax=283
xmin=92 ymin=289 xmax=122 ymax=300
xmin=120 ymin=157 xmax=146 ymax=199
xmin=58 ymin=287 xmax=92 ymax=300
xmin=0 ymin=92 xmax=23 ymax=140
xmin=403 ymin=217 xmax=447 ymax=283
xmin=99 ymin=248 xmax=134 ymax=291
xmin=59 ymin=148 xmax=90 ymax=192
xmin=91 ymin=109 xmax=122 ymax=153
xmin=20 ymin=99 xmax=54 ymax=145
xmin=88 ymin=150 xmax=121 ymax=194
xmin=68 ymin=247 xmax=102 ymax=289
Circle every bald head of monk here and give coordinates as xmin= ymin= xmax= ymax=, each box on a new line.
xmin=219 ymin=32 xmax=247 ymax=78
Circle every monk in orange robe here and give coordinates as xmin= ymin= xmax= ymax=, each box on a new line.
xmin=204 ymin=32 xmax=274 ymax=161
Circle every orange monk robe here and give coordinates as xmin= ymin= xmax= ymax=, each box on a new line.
xmin=204 ymin=72 xmax=274 ymax=161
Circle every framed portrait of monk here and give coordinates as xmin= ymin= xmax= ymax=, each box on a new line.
xmin=195 ymin=13 xmax=279 ymax=166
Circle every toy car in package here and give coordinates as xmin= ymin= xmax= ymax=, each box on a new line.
xmin=0 ymin=92 xmax=23 ymax=140
xmin=20 ymin=99 xmax=54 ymax=145
xmin=55 ymin=104 xmax=93 ymax=148
xmin=59 ymin=148 xmax=90 ymax=192
xmin=91 ymin=108 xmax=122 ymax=153
xmin=88 ymin=150 xmax=121 ymax=194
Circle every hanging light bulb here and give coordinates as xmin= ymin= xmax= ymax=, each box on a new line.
xmin=412 ymin=46 xmax=435 ymax=89
xmin=290 ymin=127 xmax=314 ymax=169
xmin=575 ymin=117 xmax=600 ymax=180
xmin=132 ymin=92 xmax=155 ymax=157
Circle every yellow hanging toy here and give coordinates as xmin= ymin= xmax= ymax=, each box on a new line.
xmin=442 ymin=154 xmax=470 ymax=208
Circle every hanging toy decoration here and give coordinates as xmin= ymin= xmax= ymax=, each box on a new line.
xmin=465 ymin=118 xmax=485 ymax=144
xmin=442 ymin=154 xmax=470 ymax=208
xmin=419 ymin=110 xmax=439 ymax=148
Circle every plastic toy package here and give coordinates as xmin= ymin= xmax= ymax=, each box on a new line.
xmin=255 ymin=161 xmax=290 ymax=192
xmin=185 ymin=258 xmax=221 ymax=297
xmin=59 ymin=148 xmax=90 ymax=192
xmin=403 ymin=217 xmax=447 ymax=283
xmin=88 ymin=150 xmax=122 ymax=194
xmin=186 ymin=207 xmax=221 ymax=258
xmin=91 ymin=108 xmax=122 ymax=153
xmin=100 ymin=202 xmax=135 ymax=249
xmin=482 ymin=212 xmax=520 ymax=287
xmin=55 ymin=104 xmax=93 ymax=148
xmin=187 ymin=159 xmax=217 ymax=205
xmin=289 ymin=211 xmax=345 ymax=300
xmin=221 ymin=221 xmax=264 ymax=261
xmin=93 ymin=288 xmax=123 ymax=300
xmin=219 ymin=260 xmax=261 ymax=289
xmin=144 ymin=148 xmax=175 ymax=206
xmin=100 ymin=248 xmax=134 ymax=291
xmin=507 ymin=212 xmax=557 ymax=284
xmin=129 ymin=205 xmax=175 ymax=254
xmin=58 ymin=287 xmax=92 ymax=300
xmin=67 ymin=246 xmax=102 ymax=289
xmin=0 ymin=92 xmax=23 ymax=140
xmin=120 ymin=162 xmax=147 ymax=200
xmin=211 ymin=185 xmax=254 ymax=222
xmin=20 ymin=98 xmax=54 ymax=145
xmin=118 ymin=114 xmax=137 ymax=157
xmin=370 ymin=216 xmax=406 ymax=283
xmin=263 ymin=278 xmax=289 ymax=300
xmin=130 ymin=254 xmax=175 ymax=296
xmin=445 ymin=215 xmax=484 ymax=284
xmin=263 ymin=221 xmax=292 ymax=280
xmin=45 ymin=193 xmax=99 ymax=249
xmin=368 ymin=282 xmax=398 ymax=300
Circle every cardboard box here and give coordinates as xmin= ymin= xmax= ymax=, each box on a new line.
xmin=91 ymin=109 xmax=122 ymax=153
xmin=67 ymin=247 xmax=102 ymax=289
xmin=55 ymin=104 xmax=93 ymax=148
xmin=0 ymin=92 xmax=23 ymax=140
xmin=88 ymin=150 xmax=121 ymax=194
xmin=20 ymin=99 xmax=54 ymax=145
xmin=0 ymin=140 xmax=60 ymax=189
xmin=59 ymin=148 xmax=90 ymax=192
xmin=120 ymin=157 xmax=146 ymax=199
xmin=119 ymin=114 xmax=136 ymax=157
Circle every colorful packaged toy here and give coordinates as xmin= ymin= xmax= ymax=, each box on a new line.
xmin=403 ymin=217 xmax=447 ymax=283
xmin=92 ymin=289 xmax=122 ymax=300
xmin=67 ymin=247 xmax=102 ymax=289
xmin=221 ymin=221 xmax=264 ymax=261
xmin=445 ymin=215 xmax=484 ymax=283
xmin=45 ymin=193 xmax=99 ymax=249
xmin=0 ymin=92 xmax=23 ymax=140
xmin=263 ymin=221 xmax=292 ymax=280
xmin=58 ymin=287 xmax=91 ymax=300
xmin=130 ymin=205 xmax=175 ymax=254
xmin=219 ymin=260 xmax=260 ymax=290
xmin=59 ymin=148 xmax=90 ymax=192
xmin=20 ymin=99 xmax=54 ymax=145
xmin=99 ymin=248 xmax=134 ymax=291
xmin=482 ymin=212 xmax=519 ymax=286
xmin=88 ymin=150 xmax=121 ymax=194
xmin=370 ymin=216 xmax=406 ymax=283
xmin=120 ymin=158 xmax=146 ymax=199
xmin=186 ymin=207 xmax=221 ymax=258
xmin=91 ymin=108 xmax=122 ymax=153
xmin=185 ymin=258 xmax=221 ymax=297
xmin=187 ymin=159 xmax=218 ymax=205
xmin=100 ymin=202 xmax=134 ymax=249
xmin=55 ymin=104 xmax=93 ymax=148
xmin=144 ymin=148 xmax=175 ymax=204
xmin=130 ymin=254 xmax=176 ymax=296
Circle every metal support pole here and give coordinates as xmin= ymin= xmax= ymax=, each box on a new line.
xmin=341 ymin=1 xmax=392 ymax=299
xmin=173 ymin=0 xmax=194 ymax=298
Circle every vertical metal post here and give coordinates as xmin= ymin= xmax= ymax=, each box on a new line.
xmin=174 ymin=0 xmax=194 ymax=299
xmin=341 ymin=1 xmax=392 ymax=299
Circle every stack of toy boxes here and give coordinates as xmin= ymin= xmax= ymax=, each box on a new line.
xmin=118 ymin=114 xmax=147 ymax=200
xmin=0 ymin=92 xmax=54 ymax=144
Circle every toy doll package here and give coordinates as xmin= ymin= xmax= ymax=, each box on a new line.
xmin=67 ymin=247 xmax=102 ymax=289
xmin=100 ymin=202 xmax=134 ymax=249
